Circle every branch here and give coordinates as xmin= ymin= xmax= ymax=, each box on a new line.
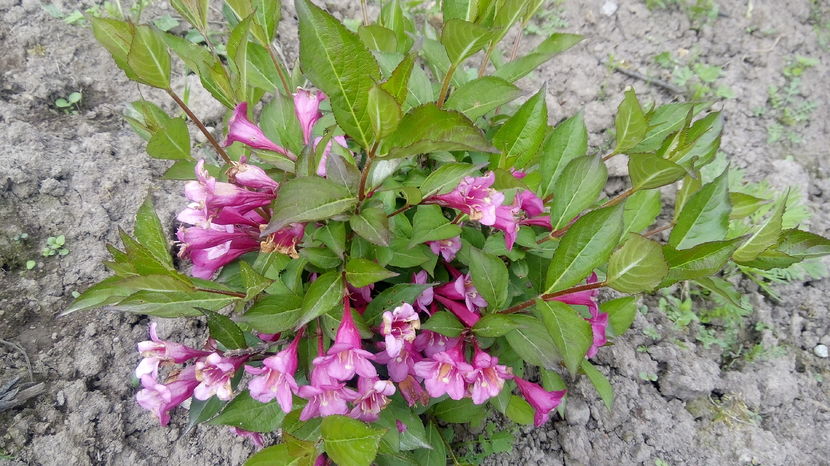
xmin=166 ymin=89 xmax=232 ymax=165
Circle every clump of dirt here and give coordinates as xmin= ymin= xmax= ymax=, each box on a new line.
xmin=0 ymin=1 xmax=828 ymax=465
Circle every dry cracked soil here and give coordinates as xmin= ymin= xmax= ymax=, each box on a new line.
xmin=1 ymin=0 xmax=829 ymax=465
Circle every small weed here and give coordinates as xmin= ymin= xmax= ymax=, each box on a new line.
xmin=759 ymin=57 xmax=819 ymax=146
xmin=637 ymin=345 xmax=650 ymax=353
xmin=42 ymin=235 xmax=69 ymax=257
xmin=710 ymin=394 xmax=761 ymax=427
xmin=26 ymin=260 xmax=37 ymax=270
xmin=13 ymin=233 xmax=29 ymax=241
xmin=639 ymin=372 xmax=658 ymax=382
xmin=55 ymin=91 xmax=82 ymax=114
xmin=455 ymin=421 xmax=516 ymax=463
xmin=526 ymin=0 xmax=568 ymax=36
xmin=808 ymin=0 xmax=830 ymax=50
xmin=645 ymin=0 xmax=719 ymax=26
xmin=654 ymin=459 xmax=671 ymax=466
xmin=643 ymin=326 xmax=661 ymax=340
xmin=652 ymin=49 xmax=732 ymax=100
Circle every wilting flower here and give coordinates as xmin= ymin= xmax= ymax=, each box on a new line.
xmin=294 ymin=88 xmax=326 ymax=144
xmin=245 ymin=332 xmax=302 ymax=412
xmin=427 ymin=236 xmax=462 ymax=262
xmin=224 ymin=102 xmax=294 ymax=159
xmin=136 ymin=366 xmax=200 ymax=426
xmin=380 ymin=303 xmax=420 ymax=358
xmin=260 ymin=223 xmax=306 ymax=259
xmin=435 ymin=273 xmax=488 ymax=314
xmin=230 ymin=427 xmax=264 ymax=449
xmin=135 ymin=323 xmax=210 ymax=379
xmin=427 ymin=172 xmax=505 ymax=226
xmin=413 ymin=344 xmax=473 ymax=400
xmin=412 ymin=271 xmax=434 ymax=313
xmin=193 ymin=353 xmax=248 ymax=401
xmin=349 ymin=377 xmax=396 ymax=422
xmin=297 ymin=368 xmax=359 ymax=421
xmin=413 ymin=330 xmax=460 ymax=358
xmin=465 ymin=345 xmax=512 ymax=405
xmin=313 ymin=303 xmax=377 ymax=381
xmin=397 ymin=375 xmax=430 ymax=407
xmin=513 ymin=376 xmax=566 ymax=427
xmin=374 ymin=341 xmax=420 ymax=382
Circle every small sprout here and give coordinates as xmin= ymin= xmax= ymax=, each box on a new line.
xmin=55 ymin=92 xmax=82 ymax=113
xmin=26 ymin=260 xmax=37 ymax=270
xmin=71 ymin=291 xmax=81 ymax=298
xmin=643 ymin=327 xmax=661 ymax=340
xmin=639 ymin=372 xmax=658 ymax=382
xmin=42 ymin=235 xmax=69 ymax=257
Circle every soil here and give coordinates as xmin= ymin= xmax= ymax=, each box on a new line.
xmin=1 ymin=0 xmax=828 ymax=465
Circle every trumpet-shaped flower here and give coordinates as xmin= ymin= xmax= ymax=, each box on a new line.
xmin=492 ymin=190 xmax=551 ymax=250
xmin=349 ymin=377 xmax=396 ymax=422
xmin=427 ymin=236 xmax=462 ymax=262
xmin=413 ymin=344 xmax=473 ymax=400
xmin=229 ymin=161 xmax=279 ymax=193
xmin=230 ymin=427 xmax=265 ymax=449
xmin=428 ymin=172 xmax=504 ymax=226
xmin=244 ymin=332 xmax=302 ymax=412
xmin=380 ymin=303 xmax=420 ymax=358
xmin=260 ymin=223 xmax=306 ymax=259
xmin=513 ymin=376 xmax=566 ymax=427
xmin=412 ymin=271 xmax=434 ymax=313
xmin=193 ymin=353 xmax=248 ymax=401
xmin=294 ymin=89 xmax=326 ymax=144
xmin=374 ymin=341 xmax=421 ymax=382
xmin=435 ymin=273 xmax=488 ymax=314
xmin=136 ymin=366 xmax=199 ymax=426
xmin=413 ymin=330 xmax=460 ymax=358
xmin=135 ymin=322 xmax=210 ymax=379
xmin=297 ymin=368 xmax=359 ymax=421
xmin=464 ymin=346 xmax=512 ymax=405
xmin=313 ymin=303 xmax=377 ymax=381
xmin=224 ymin=103 xmax=294 ymax=158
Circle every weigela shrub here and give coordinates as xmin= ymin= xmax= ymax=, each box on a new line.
xmin=69 ymin=0 xmax=830 ymax=464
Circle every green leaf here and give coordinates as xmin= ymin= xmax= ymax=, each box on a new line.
xmin=321 ymin=415 xmax=385 ymax=466
xmin=548 ymin=156 xmax=608 ymax=230
xmin=350 ymin=207 xmax=391 ymax=246
xmin=301 ymin=247 xmax=342 ymax=269
xmin=613 ymin=89 xmax=647 ymax=153
xmin=239 ymin=261 xmax=273 ymax=299
xmin=296 ymin=271 xmax=344 ymax=328
xmin=63 ymin=276 xmax=133 ymax=315
xmin=419 ymin=162 xmax=479 ymax=197
xmin=505 ymin=314 xmax=561 ymax=369
xmin=358 ymin=24 xmax=398 ymax=52
xmin=146 ymin=117 xmax=191 ymax=160
xmin=387 ymin=241 xmax=432 ymax=268
xmin=246 ymin=42 xmax=280 ymax=91
xmin=468 ymin=247 xmax=509 ymax=309
xmin=694 ymin=276 xmax=746 ymax=309
xmin=113 ymin=290 xmax=235 ymax=317
xmin=296 ymin=0 xmax=380 ymax=148
xmin=733 ymin=192 xmax=787 ymax=263
xmin=345 ymin=258 xmax=398 ymax=288
xmin=170 ymin=0 xmax=209 ymax=31
xmin=134 ymin=196 xmax=173 ymax=268
xmin=250 ymin=0 xmax=282 ymax=46
xmin=628 ymin=154 xmax=686 ymax=190
xmin=538 ymin=300 xmax=592 ymax=376
xmin=494 ymin=33 xmax=583 ymax=83
xmin=581 ymin=361 xmax=614 ymax=410
xmin=91 ymin=18 xmax=138 ymax=81
xmin=210 ymin=390 xmax=286 ymax=432
xmin=505 ymin=395 xmax=534 ymax=425
xmin=413 ymin=422 xmax=447 ymax=466
xmin=601 ymin=296 xmax=637 ymax=337
xmin=263 ymin=177 xmax=357 ymax=234
xmin=729 ymin=192 xmax=770 ymax=220
xmin=127 ymin=25 xmax=171 ymax=89
xmin=238 ymin=294 xmax=303 ymax=333
xmin=433 ymin=398 xmax=486 ymax=424
xmin=472 ymin=314 xmax=520 ymax=337
xmin=622 ymin=190 xmax=661 ymax=234
xmin=667 ymin=112 xmax=723 ymax=168
xmin=630 ymin=103 xmax=693 ymax=153
xmin=545 ymin=204 xmax=625 ymax=293
xmin=409 ymin=205 xmax=461 ymax=246
xmin=444 ymin=76 xmax=522 ymax=120
xmin=261 ymin=93 xmax=304 ymax=157
xmin=492 ymin=87 xmax=548 ymax=168
xmin=368 ymin=84 xmax=402 ymax=140
xmin=441 ymin=19 xmax=494 ymax=65
xmin=246 ymin=436 xmax=316 ymax=466
xmin=422 ymin=311 xmax=465 ymax=337
xmin=443 ymin=0 xmax=478 ymax=21
xmin=381 ymin=53 xmax=415 ymax=104
xmin=381 ymin=104 xmax=494 ymax=159
xmin=776 ymin=229 xmax=830 ymax=259
xmin=364 ymin=283 xmax=433 ymax=325
xmin=606 ymin=233 xmax=668 ymax=293
xmin=669 ymin=168 xmax=730 ymax=250
xmin=202 ymin=309 xmax=247 ymax=350
xmin=661 ymin=237 xmax=744 ymax=286
xmin=540 ymin=113 xmax=588 ymax=198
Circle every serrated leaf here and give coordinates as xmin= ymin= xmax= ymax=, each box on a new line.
xmin=134 ymin=196 xmax=173 ymax=268
xmin=261 ymin=93 xmax=305 ymax=157
xmin=468 ymin=247 xmax=508 ymax=309
xmin=128 ymin=25 xmax=171 ymax=89
xmin=381 ymin=104 xmax=494 ymax=159
xmin=581 ymin=360 xmax=614 ymax=410
xmin=387 ymin=240 xmax=432 ymax=268
xmin=733 ymin=192 xmax=787 ymax=263
xmin=146 ymin=117 xmax=191 ymax=160
xmin=381 ymin=53 xmax=415 ymax=104
xmin=667 ymin=112 xmax=723 ymax=168
xmin=492 ymin=87 xmax=548 ymax=168
xmin=345 ymin=258 xmax=398 ymax=288
xmin=250 ymin=0 xmax=282 ymax=46
xmin=441 ymin=19 xmax=495 ymax=65
xmin=538 ymin=300 xmax=592 ymax=377
xmin=113 ymin=289 xmax=235 ymax=317
xmin=444 ymin=76 xmax=522 ymax=120
xmin=661 ymin=237 xmax=744 ymax=286
xmin=694 ymin=276 xmax=746 ymax=309
xmin=494 ymin=33 xmax=583 ymax=83
xmin=614 ymin=88 xmax=647 ymax=153
xmin=628 ymin=154 xmax=686 ymax=190
xmin=202 ymin=309 xmax=247 ymax=349
xmin=432 ymin=398 xmax=485 ymax=424
xmin=630 ymin=103 xmax=693 ymax=153
xmin=622 ymin=189 xmax=661 ymax=234
xmin=364 ymin=283 xmax=433 ymax=325
xmin=409 ymin=205 xmax=461 ymax=246
xmin=669 ymin=168 xmax=730 ymax=250
xmin=540 ymin=113 xmax=588 ymax=198
xmin=239 ymin=261 xmax=273 ymax=299
xmin=296 ymin=271 xmax=344 ymax=328
xmin=321 ymin=415 xmax=385 ymax=466
xmin=472 ymin=314 xmax=519 ymax=337
xmin=263 ymin=177 xmax=357 ymax=235
xmin=422 ymin=311 xmax=464 ymax=337
xmin=210 ymin=390 xmax=286 ymax=432
xmin=545 ymin=204 xmax=624 ymax=293
xmin=350 ymin=207 xmax=391 ymax=246
xmin=91 ymin=17 xmax=138 ymax=80
xmin=777 ymin=229 xmax=830 ymax=259
xmin=606 ymin=233 xmax=668 ymax=293
xmin=296 ymin=0 xmax=380 ymax=148
xmin=504 ymin=314 xmax=561 ymax=369
xmin=505 ymin=395 xmax=534 ymax=425
xmin=368 ymin=85 xmax=402 ymax=140
xmin=238 ymin=294 xmax=303 ymax=333
xmin=420 ymin=162 xmax=479 ymax=197
xmin=601 ymin=296 xmax=637 ymax=337
xmin=548 ymin=156 xmax=608 ymax=230
xmin=729 ymin=192 xmax=770 ymax=220
xmin=170 ymin=0 xmax=209 ymax=31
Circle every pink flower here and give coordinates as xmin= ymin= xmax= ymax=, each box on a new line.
xmin=176 ymin=224 xmax=261 ymax=279
xmin=224 ymin=102 xmax=294 ymax=159
xmin=374 ymin=341 xmax=420 ymax=382
xmin=186 ymin=240 xmax=258 ymax=279
xmin=548 ymin=273 xmax=607 ymax=357
xmin=297 ymin=368 xmax=359 ymax=420
xmin=186 ymin=160 xmax=275 ymax=214
xmin=136 ymin=366 xmax=199 ymax=426
xmin=135 ymin=323 xmax=210 ymax=379
xmin=493 ymin=204 xmax=521 ymax=251
xmin=229 ymin=161 xmax=279 ymax=193
xmin=193 ymin=353 xmax=248 ymax=401
xmin=313 ymin=303 xmax=377 ymax=381
xmin=349 ymin=377 xmax=396 ymax=422
xmin=435 ymin=273 xmax=488 ymax=314
xmin=513 ymin=376 xmax=566 ymax=427
xmin=294 ymin=89 xmax=326 ymax=144
xmin=261 ymin=223 xmax=306 ymax=259
xmin=380 ymin=303 xmax=420 ymax=358
xmin=347 ymin=283 xmax=374 ymax=313
xmin=230 ymin=427 xmax=264 ymax=449
xmin=464 ymin=346 xmax=512 ymax=405
xmin=427 ymin=236 xmax=462 ymax=262
xmin=412 ymin=271 xmax=434 ymax=313
xmin=428 ymin=172 xmax=505 ymax=226
xmin=587 ymin=311 xmax=608 ymax=358
xmin=313 ymin=135 xmax=349 ymax=177
xmin=413 ymin=344 xmax=473 ymax=400
xmin=413 ymin=330 xmax=459 ymax=358
xmin=396 ymin=420 xmax=407 ymax=433
xmin=397 ymin=375 xmax=429 ymax=407
xmin=492 ymin=190 xmax=551 ymax=250
xmin=244 ymin=332 xmax=302 ymax=412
